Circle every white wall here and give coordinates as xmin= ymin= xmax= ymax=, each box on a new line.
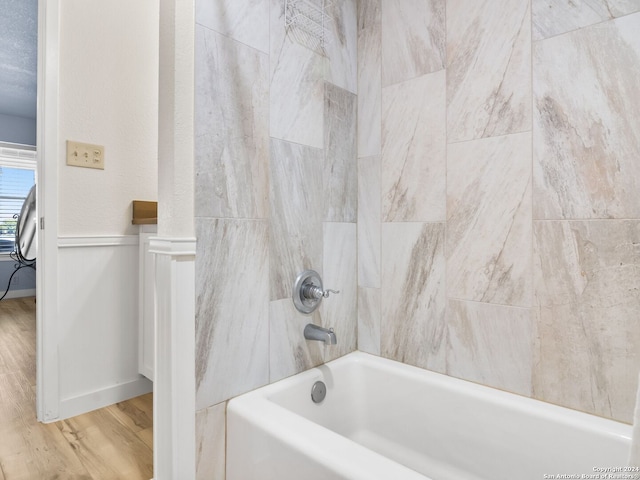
xmin=158 ymin=0 xmax=194 ymax=238
xmin=0 ymin=113 xmax=36 ymax=146
xmin=58 ymin=0 xmax=158 ymax=237
xmin=47 ymin=0 xmax=159 ymax=419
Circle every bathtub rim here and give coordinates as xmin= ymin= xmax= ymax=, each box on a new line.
xmin=232 ymin=351 xmax=631 ymax=441
xmin=227 ymin=393 xmax=429 ymax=480
xmin=227 ymin=351 xmax=632 ymax=479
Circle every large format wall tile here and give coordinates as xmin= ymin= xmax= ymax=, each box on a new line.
xmin=196 ymin=402 xmax=226 ymax=480
xmin=533 ymin=13 xmax=640 ymax=220
xmin=324 ymin=83 xmax=357 ymax=223
xmin=325 ymin=0 xmax=358 ymax=93
xmin=195 ymin=0 xmax=270 ymax=52
xmin=321 ymin=223 xmax=357 ymax=362
xmin=270 ymin=0 xmax=324 ymax=148
xmin=381 ymin=0 xmax=445 ymax=87
xmin=447 ymin=133 xmax=532 ymax=307
xmin=358 ymin=287 xmax=381 ymax=355
xmin=195 ymin=219 xmax=269 ymax=409
xmin=358 ymin=155 xmax=381 ymax=288
xmin=195 ymin=26 xmax=269 ymax=219
xmin=270 ymin=138 xmax=323 ymax=301
xmin=358 ymin=0 xmax=380 ymax=29
xmin=447 ymin=0 xmax=531 ymax=142
xmin=381 ymin=223 xmax=446 ymax=372
xmin=447 ymin=300 xmax=533 ymax=396
xmin=269 ymin=298 xmax=324 ymax=383
xmin=357 ymin=0 xmax=381 ymax=158
xmin=382 ymin=71 xmax=446 ymax=222
xmin=533 ymin=220 xmax=640 ymax=422
xmin=533 ymin=0 xmax=640 ymax=40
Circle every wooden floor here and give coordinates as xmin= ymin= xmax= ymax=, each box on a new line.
xmin=0 ymin=297 xmax=153 ymax=480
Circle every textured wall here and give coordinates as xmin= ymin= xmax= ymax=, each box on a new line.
xmin=43 ymin=0 xmax=158 ymax=422
xmin=357 ymin=0 xmax=640 ymax=424
xmin=194 ymin=0 xmax=357 ymax=477
xmin=158 ymin=0 xmax=195 ymax=238
xmin=58 ymin=0 xmax=159 ymax=236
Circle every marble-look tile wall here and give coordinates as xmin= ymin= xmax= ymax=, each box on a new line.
xmin=357 ymin=0 xmax=640 ymax=424
xmin=195 ymin=0 xmax=357 ymax=478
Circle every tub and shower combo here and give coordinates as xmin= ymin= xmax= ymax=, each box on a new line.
xmin=227 ymin=271 xmax=632 ymax=479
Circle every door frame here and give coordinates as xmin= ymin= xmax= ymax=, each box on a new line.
xmin=36 ymin=0 xmax=60 ymax=422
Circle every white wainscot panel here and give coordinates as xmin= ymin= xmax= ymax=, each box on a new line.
xmin=57 ymin=236 xmax=152 ymax=419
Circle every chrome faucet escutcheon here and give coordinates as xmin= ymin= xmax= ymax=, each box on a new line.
xmin=292 ymin=270 xmax=339 ymax=315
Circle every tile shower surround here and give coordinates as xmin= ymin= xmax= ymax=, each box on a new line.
xmin=357 ymin=0 xmax=640 ymax=424
xmin=194 ymin=0 xmax=640 ymax=477
xmin=195 ymin=0 xmax=357 ymax=477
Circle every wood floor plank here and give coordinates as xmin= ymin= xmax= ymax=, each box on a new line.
xmin=0 ymin=298 xmax=36 ymax=387
xmin=0 ymin=372 xmax=35 ymax=425
xmin=58 ymin=409 xmax=153 ymax=480
xmin=105 ymin=393 xmax=153 ymax=434
xmin=0 ymin=346 xmax=35 ymax=388
xmin=0 ymin=297 xmax=153 ymax=480
xmin=136 ymin=427 xmax=153 ymax=451
xmin=0 ymin=369 xmax=93 ymax=478
xmin=0 ymin=422 xmax=93 ymax=480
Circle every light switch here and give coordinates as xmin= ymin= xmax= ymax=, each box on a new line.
xmin=66 ymin=140 xmax=104 ymax=169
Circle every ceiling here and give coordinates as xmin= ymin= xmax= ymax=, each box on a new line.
xmin=0 ymin=0 xmax=37 ymax=120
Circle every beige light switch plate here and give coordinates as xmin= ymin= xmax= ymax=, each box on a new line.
xmin=66 ymin=140 xmax=104 ymax=169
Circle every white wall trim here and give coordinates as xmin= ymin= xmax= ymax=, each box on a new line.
xmin=152 ymin=236 xmax=196 ymax=480
xmin=0 ymin=255 xmax=27 ymax=262
xmin=148 ymin=236 xmax=196 ymax=256
xmin=57 ymin=235 xmax=139 ymax=248
xmin=139 ymin=226 xmax=157 ymax=382
xmin=58 ymin=377 xmax=153 ymax=421
xmin=3 ymin=288 xmax=37 ymax=299
xmin=37 ymin=0 xmax=60 ymax=423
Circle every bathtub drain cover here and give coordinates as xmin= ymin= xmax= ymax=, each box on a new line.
xmin=311 ymin=381 xmax=327 ymax=403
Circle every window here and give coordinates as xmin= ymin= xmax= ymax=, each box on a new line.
xmin=0 ymin=145 xmax=36 ymax=255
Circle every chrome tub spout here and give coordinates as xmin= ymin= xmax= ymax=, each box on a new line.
xmin=304 ymin=324 xmax=337 ymax=345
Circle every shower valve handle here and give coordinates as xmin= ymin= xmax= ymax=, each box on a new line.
xmin=302 ymin=284 xmax=340 ymax=300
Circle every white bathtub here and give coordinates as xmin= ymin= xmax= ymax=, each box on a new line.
xmin=227 ymin=352 xmax=631 ymax=480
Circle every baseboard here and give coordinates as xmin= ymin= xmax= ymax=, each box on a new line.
xmin=55 ymin=376 xmax=153 ymax=422
xmin=3 ymin=288 xmax=36 ymax=299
